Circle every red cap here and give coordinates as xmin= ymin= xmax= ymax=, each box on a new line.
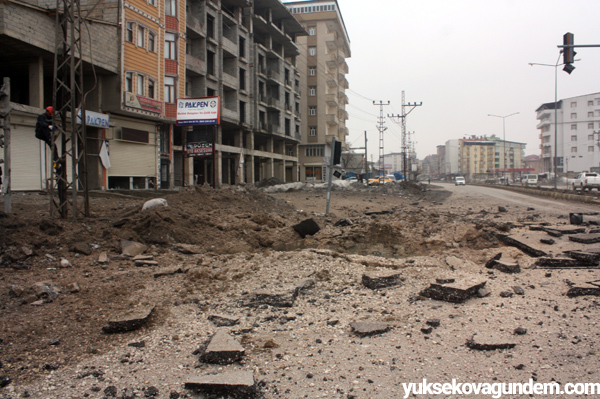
xmin=46 ymin=106 xmax=53 ymax=115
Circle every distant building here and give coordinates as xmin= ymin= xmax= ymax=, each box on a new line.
xmin=286 ymin=0 xmax=351 ymax=182
xmin=536 ymin=92 xmax=600 ymax=174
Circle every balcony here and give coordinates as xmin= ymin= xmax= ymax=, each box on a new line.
xmin=266 ymin=96 xmax=280 ymax=109
xmin=222 ymin=36 xmax=237 ymax=56
xmin=536 ymin=120 xmax=551 ymax=129
xmin=186 ymin=54 xmax=206 ymax=76
xmin=326 ymin=114 xmax=339 ymax=126
xmin=326 ymin=93 xmax=338 ymax=106
xmin=221 ymin=71 xmax=237 ymax=89
xmin=187 ymin=14 xmax=205 ymax=36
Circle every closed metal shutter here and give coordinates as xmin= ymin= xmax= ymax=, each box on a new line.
xmin=11 ymin=124 xmax=45 ymax=191
xmin=108 ymin=140 xmax=156 ymax=177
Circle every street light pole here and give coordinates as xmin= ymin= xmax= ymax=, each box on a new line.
xmin=488 ymin=112 xmax=519 ymax=184
xmin=529 ymin=52 xmax=563 ymax=189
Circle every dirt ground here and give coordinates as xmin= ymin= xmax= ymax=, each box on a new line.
xmin=1 ymin=181 xmax=599 ymax=398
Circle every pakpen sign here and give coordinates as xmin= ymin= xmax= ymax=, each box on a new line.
xmin=176 ymin=96 xmax=221 ymax=126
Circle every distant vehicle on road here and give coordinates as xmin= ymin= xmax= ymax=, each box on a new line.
xmin=572 ymin=172 xmax=600 ymax=191
xmin=455 ymin=176 xmax=466 ymax=186
xmin=522 ymin=174 xmax=539 ymax=186
xmin=368 ymin=175 xmax=395 ymax=185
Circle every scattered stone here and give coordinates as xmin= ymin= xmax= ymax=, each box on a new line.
xmin=349 ymin=321 xmax=390 ymax=337
xmin=8 ymin=284 xmax=24 ymax=298
xmin=500 ymin=291 xmax=514 ymax=298
xmin=122 ymin=388 xmax=135 ymax=399
xmin=104 ymin=386 xmax=118 ymax=397
xmin=569 ymin=233 xmax=600 ymax=244
xmin=243 ymin=289 xmax=297 ymax=308
xmin=477 ymin=287 xmax=492 ymax=298
xmin=142 ymin=198 xmax=168 ymax=211
xmin=514 ymin=327 xmax=528 ymax=335
xmin=208 ymin=314 xmax=240 ymax=327
xmin=144 ymin=386 xmax=159 ymax=397
xmin=487 ymin=259 xmax=521 ymax=274
xmin=135 ymin=259 xmax=159 ymax=267
xmin=66 ymin=282 xmax=80 ymax=293
xmin=263 ymin=339 xmax=279 ymax=349
xmin=485 ymin=253 xmax=502 ymax=269
xmin=184 ymin=371 xmax=256 ymax=397
xmin=420 ymin=279 xmax=487 ymax=303
xmin=295 ymin=279 xmax=316 ymax=294
xmin=0 ymin=375 xmax=11 ymax=387
xmin=327 ymin=319 xmax=339 ymax=326
xmin=498 ymin=206 xmax=508 ymax=213
xmin=365 ymin=210 xmax=393 ymax=216
xmin=292 ymin=218 xmax=320 ymax=238
xmin=540 ymin=238 xmax=555 ymax=245
xmin=334 ymin=218 xmax=352 ymax=227
xmin=98 ymin=252 xmax=109 ymax=264
xmin=200 ymin=330 xmax=245 ymax=364
xmin=435 ymin=278 xmax=455 ymax=285
xmin=426 ymin=319 xmax=441 ymax=327
xmin=173 ymin=243 xmax=203 ymax=254
xmin=72 ymin=242 xmax=92 ymax=256
xmin=112 ymin=218 xmax=129 ymax=228
xmin=512 ymin=286 xmax=525 ymax=296
xmin=466 ymin=333 xmax=516 ymax=351
xmin=421 ymin=326 xmax=433 ymax=334
xmin=361 ymin=273 xmax=405 ymax=290
xmin=48 ymin=339 xmax=60 ymax=346
xmin=497 ymin=235 xmax=547 ymax=257
xmin=22 ymin=246 xmax=33 ymax=256
xmin=570 ymin=213 xmax=584 ymax=225
xmin=102 ymin=306 xmax=155 ymax=334
xmin=31 ymin=282 xmax=60 ymax=302
xmin=153 ymin=267 xmax=188 ymax=278
xmin=121 ymin=239 xmax=147 ymax=257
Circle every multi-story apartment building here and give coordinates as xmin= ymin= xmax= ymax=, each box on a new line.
xmin=285 ymin=0 xmax=350 ymax=182
xmin=0 ymin=0 xmax=305 ymax=191
xmin=536 ymin=93 xmax=600 ymax=174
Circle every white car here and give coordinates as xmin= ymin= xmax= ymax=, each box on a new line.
xmin=455 ymin=176 xmax=466 ymax=186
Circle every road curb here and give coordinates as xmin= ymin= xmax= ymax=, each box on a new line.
xmin=492 ymin=185 xmax=597 ymax=204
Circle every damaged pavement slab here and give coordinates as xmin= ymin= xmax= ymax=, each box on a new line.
xmin=419 ymin=279 xmax=487 ymax=303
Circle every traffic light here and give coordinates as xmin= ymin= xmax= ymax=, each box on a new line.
xmin=563 ymin=32 xmax=576 ymax=74
xmin=333 ymin=140 xmax=342 ymax=165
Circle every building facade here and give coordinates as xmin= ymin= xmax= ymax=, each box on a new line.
xmin=1 ymin=0 xmax=306 ymax=191
xmin=285 ymin=0 xmax=350 ymax=182
xmin=536 ymin=93 xmax=600 ymax=175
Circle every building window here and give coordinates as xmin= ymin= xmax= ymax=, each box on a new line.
xmin=309 ymin=66 xmax=316 ymax=76
xmin=125 ymin=72 xmax=133 ymax=92
xmin=308 ymin=26 xmax=316 ymax=36
xmin=588 ymin=134 xmax=594 ymax=141
xmin=305 ymin=166 xmax=322 ymax=182
xmin=137 ymin=75 xmax=144 ymax=95
xmin=148 ymin=79 xmax=155 ymax=98
xmin=148 ymin=0 xmax=155 ymax=5
xmin=239 ymin=68 xmax=246 ymax=91
xmin=309 ymin=86 xmax=316 ymax=96
xmin=165 ymin=0 xmax=176 ymax=17
xmin=589 ymin=101 xmax=594 ymax=106
xmin=309 ymin=126 xmax=317 ymax=136
xmin=126 ymin=22 xmax=134 ymax=42
xmin=305 ymin=145 xmax=323 ymax=157
xmin=164 ymin=76 xmax=176 ymax=103
xmin=137 ymin=26 xmax=145 ymax=47
xmin=240 ymin=101 xmax=246 ymax=123
xmin=571 ymin=113 xmax=577 ymax=119
xmin=571 ymin=135 xmax=577 ymax=141
xmin=309 ymin=106 xmax=316 ymax=116
xmin=308 ymin=46 xmax=316 ymax=56
xmin=571 ymin=147 xmax=578 ymax=153
xmin=588 ymin=112 xmax=594 ymax=118
xmin=571 ymin=124 xmax=577 ymax=130
xmin=207 ymin=15 xmax=215 ymax=39
xmin=149 ymin=32 xmax=155 ymax=52
xmin=239 ymin=36 xmax=246 ymax=58
xmin=165 ymin=33 xmax=177 ymax=60
xmin=571 ymin=102 xmax=577 ymax=108
xmin=589 ymin=146 xmax=595 ymax=152
xmin=589 ymin=123 xmax=594 ymax=129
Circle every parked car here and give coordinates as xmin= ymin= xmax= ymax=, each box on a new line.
xmin=455 ymin=176 xmax=466 ymax=186
xmin=572 ymin=172 xmax=600 ymax=191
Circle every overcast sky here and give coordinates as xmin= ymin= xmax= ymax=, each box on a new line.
xmin=337 ymin=0 xmax=600 ymax=161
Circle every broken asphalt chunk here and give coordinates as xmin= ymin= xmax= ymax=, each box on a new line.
xmin=362 ymin=273 xmax=405 ymax=290
xmin=466 ymin=333 xmax=516 ymax=351
xmin=420 ymin=279 xmax=487 ymax=303
xmin=184 ymin=371 xmax=256 ymax=398
xmin=565 ymin=250 xmax=600 ymax=264
xmin=208 ymin=314 xmax=240 ymax=327
xmin=173 ymin=243 xmax=203 ymax=254
xmin=350 ymin=321 xmax=390 ymax=337
xmin=292 ymin=219 xmax=320 ymax=238
xmin=567 ymin=287 xmax=600 ymax=297
xmin=120 ymin=239 xmax=147 ymax=257
xmin=200 ymin=330 xmax=245 ymax=364
xmin=153 ymin=267 xmax=188 ymax=278
xmin=497 ymin=234 xmax=547 ymax=257
xmin=569 ymin=233 xmax=600 ymax=244
xmin=243 ymin=289 xmax=297 ymax=308
xmin=486 ymin=258 xmax=521 ymax=274
xmin=544 ymin=226 xmax=586 ymax=236
xmin=102 ymin=306 xmax=154 ymax=334
xmin=535 ymin=257 xmax=598 ymax=268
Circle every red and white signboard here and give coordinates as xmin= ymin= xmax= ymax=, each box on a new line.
xmin=177 ymin=96 xmax=221 ymax=126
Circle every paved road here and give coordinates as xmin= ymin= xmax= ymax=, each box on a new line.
xmin=435 ymin=182 xmax=599 ymax=217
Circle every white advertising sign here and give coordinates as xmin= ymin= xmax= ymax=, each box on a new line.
xmin=176 ymin=97 xmax=221 ymax=126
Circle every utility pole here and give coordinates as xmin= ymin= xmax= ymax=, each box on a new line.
xmin=1 ymin=78 xmax=10 ymax=213
xmin=373 ymin=101 xmax=389 ymax=181
xmin=52 ymin=0 xmax=89 ymax=218
xmin=388 ymin=91 xmax=422 ymax=181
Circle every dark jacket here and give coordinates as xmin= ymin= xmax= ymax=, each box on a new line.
xmin=35 ymin=112 xmax=52 ymax=144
